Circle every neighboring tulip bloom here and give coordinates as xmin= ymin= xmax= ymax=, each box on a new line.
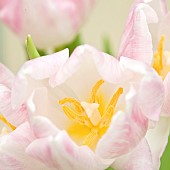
xmin=118 ymin=0 xmax=170 ymax=169
xmin=0 ymin=0 xmax=95 ymax=49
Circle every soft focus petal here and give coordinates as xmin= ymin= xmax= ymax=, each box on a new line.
xmin=26 ymin=130 xmax=109 ymax=170
xmin=0 ymin=0 xmax=95 ymax=48
xmin=0 ymin=63 xmax=14 ymax=88
xmin=112 ymin=139 xmax=153 ymax=170
xmin=118 ymin=3 xmax=158 ymax=64
xmin=11 ymin=49 xmax=69 ymax=109
xmin=0 ymin=84 xmax=28 ymax=126
xmin=146 ymin=117 xmax=170 ymax=169
xmin=29 ymin=116 xmax=59 ymax=139
xmin=96 ymin=94 xmax=148 ymax=159
xmin=138 ymin=72 xmax=164 ymax=121
xmin=0 ymin=123 xmax=50 ymax=170
xmin=162 ymin=73 xmax=170 ymax=116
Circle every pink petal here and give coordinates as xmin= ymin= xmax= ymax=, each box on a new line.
xmin=26 ymin=131 xmax=110 ymax=170
xmin=11 ymin=49 xmax=69 ymax=109
xmin=0 ymin=122 xmax=50 ymax=170
xmin=0 ymin=84 xmax=28 ymax=126
xmin=0 ymin=0 xmax=22 ymax=33
xmin=0 ymin=63 xmax=14 ymax=88
xmin=96 ymin=95 xmax=148 ymax=159
xmin=146 ymin=117 xmax=170 ymax=169
xmin=112 ymin=139 xmax=153 ymax=170
xmin=50 ymin=45 xmax=133 ymax=88
xmin=29 ymin=116 xmax=59 ymax=138
xmin=118 ymin=3 xmax=158 ymax=64
xmin=27 ymin=87 xmax=68 ymax=129
xmin=138 ymin=73 xmax=164 ymax=121
xmin=162 ymin=73 xmax=170 ymax=116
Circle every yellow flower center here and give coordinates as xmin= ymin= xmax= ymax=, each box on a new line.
xmin=0 ymin=114 xmax=16 ymax=132
xmin=153 ymin=35 xmax=170 ymax=79
xmin=59 ymin=80 xmax=123 ymax=149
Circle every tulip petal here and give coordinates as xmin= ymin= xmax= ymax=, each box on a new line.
xmin=96 ymin=96 xmax=148 ymax=159
xmin=138 ymin=72 xmax=164 ymax=121
xmin=0 ymin=63 xmax=14 ymax=88
xmin=146 ymin=117 xmax=170 ymax=169
xmin=162 ymin=73 xmax=170 ymax=116
xmin=11 ymin=49 xmax=69 ymax=108
xmin=112 ymin=139 xmax=153 ymax=170
xmin=0 ymin=122 xmax=50 ymax=170
xmin=0 ymin=0 xmax=22 ymax=33
xmin=29 ymin=116 xmax=59 ymax=139
xmin=26 ymin=130 xmax=109 ymax=170
xmin=0 ymin=84 xmax=28 ymax=126
xmin=118 ymin=3 xmax=158 ymax=64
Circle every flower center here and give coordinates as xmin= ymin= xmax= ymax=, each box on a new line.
xmin=0 ymin=114 xmax=16 ymax=131
xmin=153 ymin=35 xmax=170 ymax=79
xmin=59 ymin=80 xmax=123 ymax=149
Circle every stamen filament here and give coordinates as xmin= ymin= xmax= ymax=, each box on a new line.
xmin=153 ymin=35 xmax=165 ymax=75
xmin=59 ymin=98 xmax=84 ymax=112
xmin=89 ymin=80 xmax=104 ymax=103
xmin=62 ymin=106 xmax=92 ymax=127
xmin=82 ymin=130 xmax=98 ymax=148
xmin=0 ymin=115 xmax=16 ymax=131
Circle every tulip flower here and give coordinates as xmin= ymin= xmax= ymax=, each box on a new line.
xmin=0 ymin=0 xmax=95 ymax=49
xmin=0 ymin=2 xmax=165 ymax=170
xmin=0 ymin=43 xmax=164 ymax=169
xmin=118 ymin=0 xmax=170 ymax=169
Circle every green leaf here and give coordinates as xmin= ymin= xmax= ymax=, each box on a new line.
xmin=102 ymin=36 xmax=113 ymax=55
xmin=105 ymin=167 xmax=115 ymax=170
xmin=26 ymin=35 xmax=40 ymax=59
xmin=160 ymin=134 xmax=170 ymax=170
xmin=55 ymin=34 xmax=82 ymax=55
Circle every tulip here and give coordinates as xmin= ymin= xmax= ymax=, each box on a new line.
xmin=118 ymin=0 xmax=170 ymax=169
xmin=0 ymin=44 xmax=164 ymax=169
xmin=0 ymin=2 xmax=165 ymax=170
xmin=0 ymin=0 xmax=95 ymax=49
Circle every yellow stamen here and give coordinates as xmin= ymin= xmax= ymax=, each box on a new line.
xmin=59 ymin=98 xmax=84 ymax=113
xmin=82 ymin=129 xmax=99 ymax=148
xmin=153 ymin=36 xmax=165 ymax=75
xmin=89 ymin=80 xmax=104 ymax=103
xmin=100 ymin=87 xmax=123 ymax=127
xmin=0 ymin=115 xmax=16 ymax=131
xmin=59 ymin=80 xmax=123 ymax=149
xmin=61 ymin=106 xmax=92 ymax=127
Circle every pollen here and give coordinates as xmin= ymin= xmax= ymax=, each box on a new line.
xmin=59 ymin=80 xmax=123 ymax=149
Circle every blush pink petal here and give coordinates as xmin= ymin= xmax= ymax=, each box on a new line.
xmin=96 ymin=95 xmax=148 ymax=159
xmin=162 ymin=73 xmax=170 ymax=116
xmin=112 ymin=139 xmax=153 ymax=170
xmin=146 ymin=117 xmax=170 ymax=169
xmin=0 ymin=63 xmax=14 ymax=88
xmin=138 ymin=73 xmax=164 ymax=121
xmin=29 ymin=116 xmax=60 ymax=139
xmin=118 ymin=3 xmax=158 ymax=64
xmin=0 ymin=122 xmax=50 ymax=170
xmin=11 ymin=49 xmax=69 ymax=109
xmin=0 ymin=84 xmax=28 ymax=126
xmin=26 ymin=130 xmax=109 ymax=170
xmin=50 ymin=45 xmax=133 ymax=88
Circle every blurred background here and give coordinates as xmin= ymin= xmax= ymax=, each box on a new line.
xmin=0 ymin=0 xmax=170 ymax=169
xmin=0 ymin=0 xmax=160 ymax=72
